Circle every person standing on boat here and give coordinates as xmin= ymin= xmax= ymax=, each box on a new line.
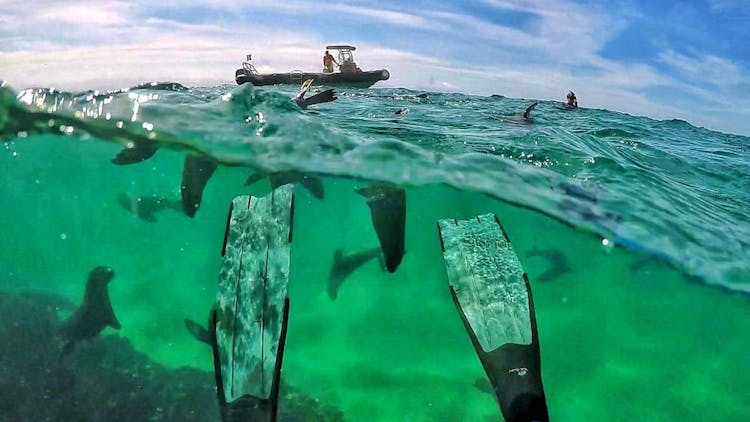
xmin=323 ymin=50 xmax=338 ymax=73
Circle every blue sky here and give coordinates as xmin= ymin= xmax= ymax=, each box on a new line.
xmin=1 ymin=0 xmax=749 ymax=135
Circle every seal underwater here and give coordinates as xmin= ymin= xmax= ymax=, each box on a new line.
xmin=116 ymin=192 xmax=182 ymax=222
xmin=181 ymin=154 xmax=219 ymax=218
xmin=245 ymin=170 xmax=325 ymax=199
xmin=327 ymin=247 xmax=382 ymax=299
xmin=184 ymin=310 xmax=213 ymax=345
xmin=355 ymin=185 xmax=406 ymax=273
xmin=60 ymin=266 xmax=120 ymax=357
xmin=525 ymin=246 xmax=571 ymax=282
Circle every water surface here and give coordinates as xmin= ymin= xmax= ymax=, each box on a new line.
xmin=1 ymin=81 xmax=747 ymax=420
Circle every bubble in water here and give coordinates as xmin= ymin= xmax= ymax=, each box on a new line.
xmin=60 ymin=233 xmax=67 ymax=240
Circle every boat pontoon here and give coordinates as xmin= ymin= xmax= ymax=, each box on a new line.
xmin=235 ymin=45 xmax=389 ymax=88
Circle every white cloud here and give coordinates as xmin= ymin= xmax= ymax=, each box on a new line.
xmin=327 ymin=5 xmax=430 ymax=28
xmin=135 ymin=1 xmax=434 ymax=29
xmin=481 ymin=0 xmax=629 ymax=61
xmin=0 ymin=26 xmax=322 ymax=90
xmin=424 ymin=10 xmax=535 ymax=47
xmin=659 ymin=50 xmax=747 ymax=86
xmin=39 ymin=2 xmax=130 ymax=25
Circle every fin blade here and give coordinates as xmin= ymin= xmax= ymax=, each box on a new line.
xmin=298 ymin=89 xmax=337 ymax=109
xmin=215 ymin=186 xmax=294 ymax=404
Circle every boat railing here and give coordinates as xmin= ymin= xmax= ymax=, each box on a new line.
xmin=242 ymin=61 xmax=259 ymax=75
xmin=290 ymin=70 xmax=304 ymax=83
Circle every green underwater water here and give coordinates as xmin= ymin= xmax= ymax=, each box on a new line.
xmin=1 ymin=81 xmax=749 ymax=421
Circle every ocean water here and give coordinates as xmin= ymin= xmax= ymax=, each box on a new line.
xmin=0 ymin=80 xmax=748 ymax=421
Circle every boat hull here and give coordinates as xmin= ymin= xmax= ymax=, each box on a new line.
xmin=235 ymin=69 xmax=390 ymax=88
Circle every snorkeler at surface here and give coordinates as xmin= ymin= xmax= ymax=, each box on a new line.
xmin=566 ymin=91 xmax=578 ymax=108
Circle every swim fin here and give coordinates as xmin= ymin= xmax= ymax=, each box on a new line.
xmin=295 ymin=79 xmax=337 ymax=109
xmin=210 ymin=302 xmax=290 ymax=422
xmin=212 ymin=185 xmax=295 ymax=422
xmin=300 ymin=89 xmax=336 ymax=108
xmin=438 ymin=214 xmax=549 ymax=422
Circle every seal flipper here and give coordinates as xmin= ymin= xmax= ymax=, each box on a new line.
xmin=268 ymin=172 xmax=325 ymax=200
xmin=244 ymin=172 xmax=266 ymax=186
xmin=184 ymin=318 xmax=211 ymax=344
xmin=117 ymin=193 xmax=160 ymax=223
xmin=523 ymin=102 xmax=538 ymax=120
xmin=181 ymin=154 xmax=219 ymax=218
xmin=297 ymin=175 xmax=324 ymax=199
xmin=111 ymin=140 xmax=158 ymax=165
xmin=140 ymin=211 xmax=158 ymax=223
xmin=328 ymin=249 xmax=346 ymax=300
xmin=525 ymin=246 xmax=571 ymax=282
xmin=92 ymin=289 xmax=121 ymax=330
xmin=107 ymin=307 xmax=121 ymax=330
xmin=356 ymin=185 xmax=406 ymax=273
xmin=246 ymin=171 xmax=324 ymax=199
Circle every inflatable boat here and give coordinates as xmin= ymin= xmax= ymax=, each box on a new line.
xmin=235 ymin=45 xmax=390 ymax=88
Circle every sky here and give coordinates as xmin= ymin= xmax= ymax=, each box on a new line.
xmin=1 ymin=0 xmax=749 ymax=135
